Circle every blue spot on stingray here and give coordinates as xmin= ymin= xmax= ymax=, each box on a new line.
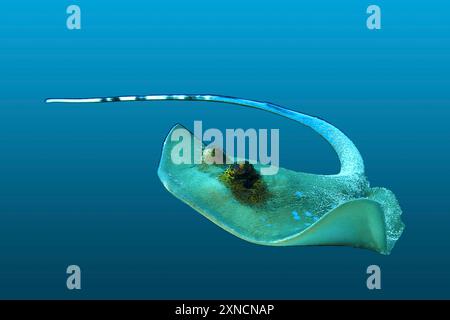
xmin=305 ymin=211 xmax=313 ymax=217
xmin=313 ymin=216 xmax=319 ymax=222
xmin=291 ymin=210 xmax=301 ymax=221
xmin=295 ymin=191 xmax=303 ymax=198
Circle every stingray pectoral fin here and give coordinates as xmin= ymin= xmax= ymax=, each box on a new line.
xmin=158 ymin=124 xmax=390 ymax=254
xmin=275 ymin=199 xmax=388 ymax=254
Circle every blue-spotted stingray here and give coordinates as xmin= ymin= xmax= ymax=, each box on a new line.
xmin=46 ymin=94 xmax=405 ymax=254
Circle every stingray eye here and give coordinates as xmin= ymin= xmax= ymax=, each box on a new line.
xmin=202 ymin=146 xmax=229 ymax=165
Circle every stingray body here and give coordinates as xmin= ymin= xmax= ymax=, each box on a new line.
xmin=46 ymin=94 xmax=405 ymax=254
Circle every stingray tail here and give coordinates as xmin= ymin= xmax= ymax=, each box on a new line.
xmin=45 ymin=94 xmax=365 ymax=176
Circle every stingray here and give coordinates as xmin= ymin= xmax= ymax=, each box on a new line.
xmin=46 ymin=94 xmax=405 ymax=254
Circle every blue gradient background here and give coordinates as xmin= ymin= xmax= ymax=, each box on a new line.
xmin=1 ymin=1 xmax=449 ymax=299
